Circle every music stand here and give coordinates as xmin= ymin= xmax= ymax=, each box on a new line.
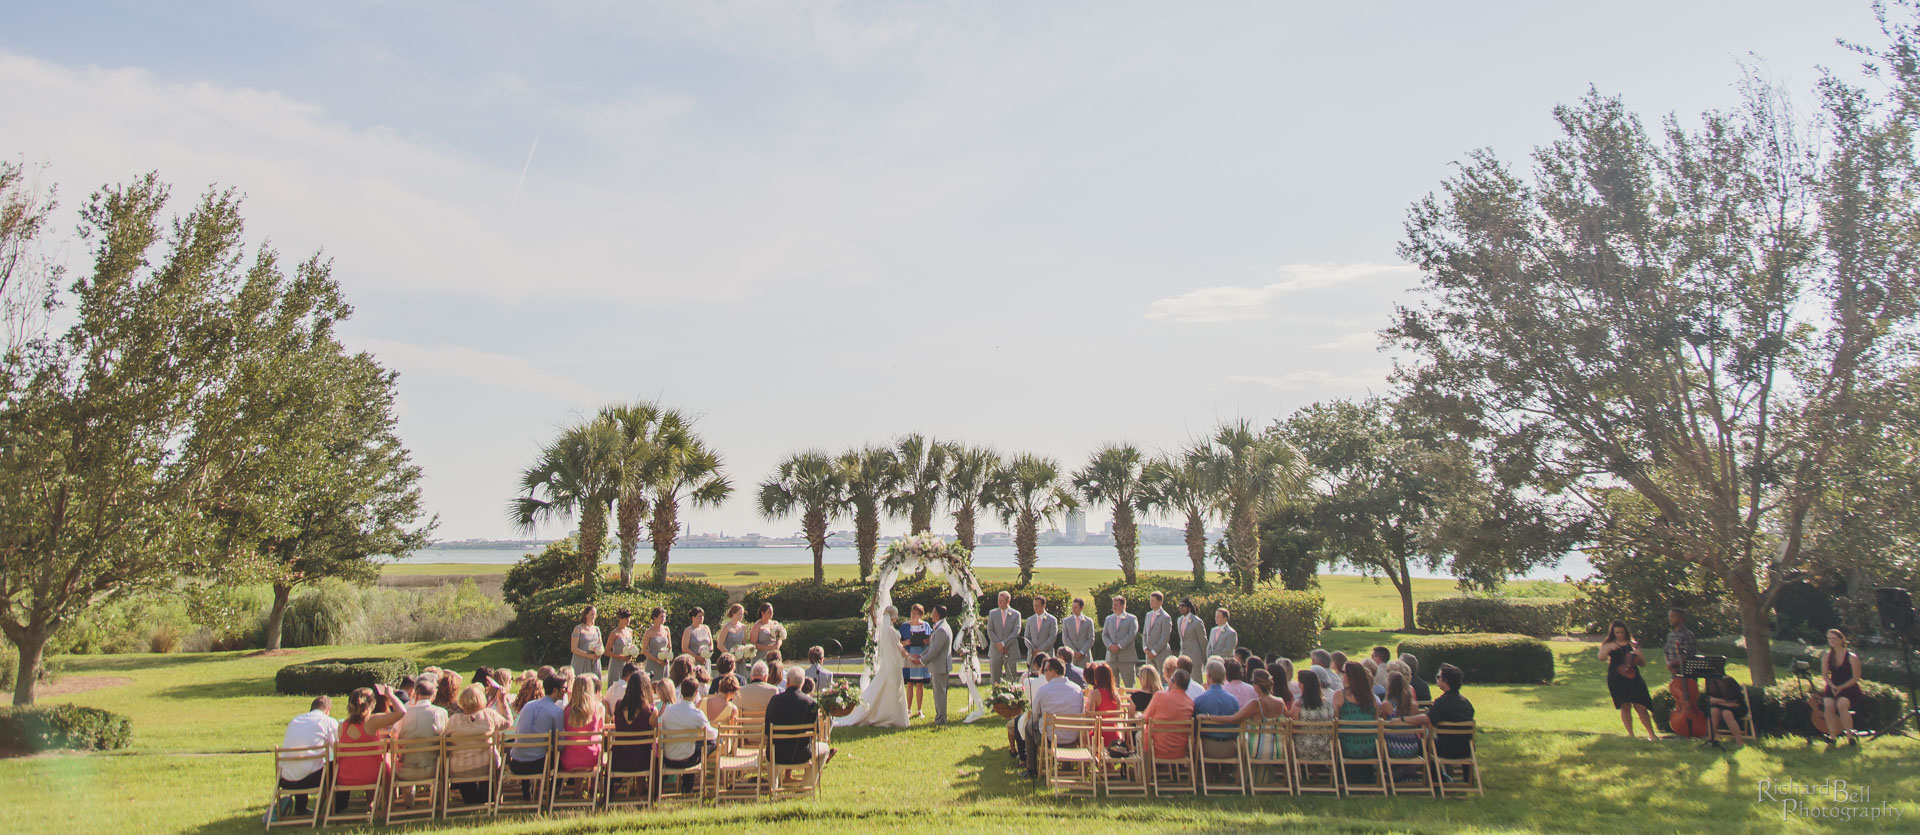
xmin=1682 ymin=655 xmax=1727 ymax=748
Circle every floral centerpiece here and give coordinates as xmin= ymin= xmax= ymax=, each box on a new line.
xmin=987 ymin=681 xmax=1028 ymax=719
xmin=818 ymin=679 xmax=861 ymax=717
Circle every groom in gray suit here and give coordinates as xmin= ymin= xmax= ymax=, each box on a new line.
xmin=923 ymin=606 xmax=953 ymax=724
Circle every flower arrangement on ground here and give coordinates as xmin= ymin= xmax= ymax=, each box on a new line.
xmin=987 ymin=681 xmax=1027 ymax=718
xmin=818 ymin=678 xmax=862 ymax=717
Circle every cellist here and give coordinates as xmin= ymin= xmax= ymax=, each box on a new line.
xmin=1663 ymin=608 xmax=1708 ymax=738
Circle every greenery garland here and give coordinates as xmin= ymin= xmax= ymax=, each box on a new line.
xmin=860 ymin=532 xmax=985 ymax=719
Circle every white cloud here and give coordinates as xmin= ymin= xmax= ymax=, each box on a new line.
xmin=1228 ymin=369 xmax=1389 ymax=390
xmin=354 ymin=337 xmax=605 ymax=404
xmin=1317 ymin=330 xmax=1380 ymax=350
xmin=1145 ymin=262 xmax=1417 ymax=323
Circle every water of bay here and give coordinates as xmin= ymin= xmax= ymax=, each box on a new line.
xmin=400 ymin=543 xmax=1593 ymax=581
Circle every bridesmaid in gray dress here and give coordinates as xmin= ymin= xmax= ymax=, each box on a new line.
xmin=681 ymin=607 xmax=714 ymax=670
xmin=569 ymin=606 xmax=604 ymax=677
xmin=641 ymin=607 xmax=673 ymax=680
xmin=719 ymin=603 xmax=750 ymax=658
xmin=604 ymin=608 xmax=637 ymax=677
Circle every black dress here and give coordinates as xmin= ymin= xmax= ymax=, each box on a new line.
xmin=1606 ymin=645 xmax=1652 ymax=709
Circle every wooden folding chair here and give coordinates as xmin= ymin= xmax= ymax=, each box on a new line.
xmin=547 ymin=728 xmax=606 ymax=812
xmin=1288 ymin=718 xmax=1340 ymax=796
xmin=1241 ymin=718 xmax=1293 ymax=795
xmin=713 ymin=722 xmax=764 ymax=803
xmin=1338 ymin=719 xmax=1388 ymax=796
xmin=1380 ymin=720 xmax=1433 ymax=797
xmin=763 ymin=721 xmax=828 ymax=801
xmin=1042 ymin=714 xmax=1101 ymax=798
xmin=1101 ymin=714 xmax=1149 ymax=797
xmin=604 ymin=728 xmax=656 ymax=811
xmin=266 ymin=745 xmax=330 ymax=829
xmin=654 ymin=727 xmax=712 ymax=806
xmin=382 ymin=736 xmax=444 ymax=824
xmin=1430 ymin=721 xmax=1482 ymax=797
xmin=318 ymin=737 xmax=387 ymax=826
xmin=1740 ymin=686 xmax=1758 ymax=739
xmin=1195 ymin=717 xmax=1246 ymax=795
xmin=439 ymin=731 xmax=499 ymax=818
xmin=733 ymin=709 xmax=766 ymax=756
xmin=1143 ymin=717 xmax=1197 ymax=796
xmin=494 ymin=731 xmax=553 ymax=816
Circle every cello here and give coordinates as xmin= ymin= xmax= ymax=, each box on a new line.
xmin=1669 ymin=668 xmax=1710 ymax=738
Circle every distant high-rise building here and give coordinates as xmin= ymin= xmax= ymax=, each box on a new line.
xmin=1065 ymin=509 xmax=1086 ymax=544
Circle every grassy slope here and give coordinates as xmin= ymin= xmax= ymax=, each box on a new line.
xmin=5 ymin=631 xmax=1917 ymax=833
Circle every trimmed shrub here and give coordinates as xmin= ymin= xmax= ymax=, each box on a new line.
xmin=784 ymin=618 xmax=870 ymax=658
xmin=508 ymin=583 xmax=672 ymax=665
xmin=274 ymin=657 xmax=421 ymax=696
xmin=0 ymin=704 xmax=132 ymax=754
xmin=1395 ymin=634 xmax=1555 ymax=684
xmin=1416 ymin=598 xmax=1575 ymax=637
xmin=1650 ymin=678 xmax=1910 ymax=736
xmin=642 ymin=576 xmax=729 ymax=622
xmin=741 ymin=579 xmax=868 ymax=622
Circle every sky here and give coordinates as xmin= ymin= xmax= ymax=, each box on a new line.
xmin=1 ymin=1 xmax=1890 ymax=541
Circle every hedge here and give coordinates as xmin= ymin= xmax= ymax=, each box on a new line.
xmin=742 ymin=579 xmax=869 ymax=622
xmin=975 ymin=581 xmax=1073 ymax=620
xmin=275 ymin=657 xmax=422 ymax=696
xmin=1650 ymin=678 xmax=1910 ymax=736
xmin=508 ymin=584 xmax=674 ymax=665
xmin=1395 ymin=634 xmax=1556 ymax=684
xmin=0 ymin=704 xmax=132 ymax=754
xmin=1086 ymin=575 xmax=1227 ymax=607
xmin=783 ymin=618 xmax=870 ymax=658
xmin=1415 ymin=598 xmax=1576 ymax=637
xmin=644 ymin=576 xmax=730 ymax=622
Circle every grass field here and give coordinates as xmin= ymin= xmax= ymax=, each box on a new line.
xmin=4 ymin=628 xmax=1916 ymax=833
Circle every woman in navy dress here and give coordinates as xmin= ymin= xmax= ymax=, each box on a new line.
xmin=900 ymin=603 xmax=932 ymax=720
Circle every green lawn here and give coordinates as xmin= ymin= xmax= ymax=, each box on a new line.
xmin=5 ymin=632 xmax=1916 ymax=833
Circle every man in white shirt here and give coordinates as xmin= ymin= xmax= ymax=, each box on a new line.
xmin=275 ymin=697 xmax=339 ymax=818
xmin=659 ymin=678 xmax=719 ymax=767
xmin=1019 ymin=658 xmax=1085 ymax=777
xmin=604 ymin=662 xmax=635 ymax=714
xmin=1175 ymin=656 xmax=1206 ymax=699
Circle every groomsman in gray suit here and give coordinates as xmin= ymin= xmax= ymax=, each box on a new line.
xmin=923 ymin=606 xmax=953 ymax=723
xmin=1206 ymin=606 xmax=1239 ymax=661
xmin=1141 ymin=591 xmax=1173 ymax=673
xmin=1060 ymin=598 xmax=1096 ymax=662
xmin=1023 ymin=597 xmax=1058 ymax=657
xmin=1102 ymin=596 xmax=1140 ymax=687
xmin=986 ymin=591 xmax=1021 ymax=683
xmin=1176 ymin=598 xmax=1208 ymax=669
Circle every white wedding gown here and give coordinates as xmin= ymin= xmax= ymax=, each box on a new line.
xmin=833 ymin=612 xmax=910 ymax=729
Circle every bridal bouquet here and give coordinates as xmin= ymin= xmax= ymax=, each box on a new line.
xmin=986 ymin=681 xmax=1028 ymax=718
xmin=819 ymin=679 xmax=861 ymax=717
xmin=730 ymin=644 xmax=759 ymax=666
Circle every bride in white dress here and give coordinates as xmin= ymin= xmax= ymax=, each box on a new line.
xmin=833 ymin=605 xmax=912 ymax=728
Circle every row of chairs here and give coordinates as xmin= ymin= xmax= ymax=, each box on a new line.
xmin=1039 ymin=715 xmax=1480 ymax=798
xmin=267 ymin=718 xmax=831 ymax=828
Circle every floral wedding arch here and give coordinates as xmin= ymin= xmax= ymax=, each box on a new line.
xmin=861 ymin=532 xmax=987 ymax=723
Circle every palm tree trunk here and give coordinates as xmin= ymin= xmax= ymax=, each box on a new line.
xmin=1113 ymin=505 xmax=1138 ymax=585
xmin=804 ymin=509 xmax=828 ymax=584
xmin=648 ymin=499 xmax=678 ymax=585
xmin=580 ymin=502 xmax=609 ymax=593
xmin=1016 ymin=511 xmax=1038 ymax=586
xmin=1184 ymin=510 xmax=1207 ymax=586
xmin=264 ymin=582 xmax=293 ymax=651
xmin=955 ymin=505 xmax=977 ymax=553
xmin=856 ymin=501 xmax=880 ymax=582
xmin=1229 ymin=505 xmax=1259 ymax=594
xmin=616 ymin=495 xmax=646 ymax=589
xmin=911 ymin=502 xmax=933 ymax=535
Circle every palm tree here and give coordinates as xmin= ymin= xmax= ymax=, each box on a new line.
xmin=639 ymin=410 xmax=734 ymax=584
xmin=1202 ymin=418 xmax=1309 ymax=593
xmin=985 ymin=453 xmax=1077 ymax=586
xmin=508 ymin=416 xmax=622 ymax=591
xmin=839 ymin=444 xmax=902 ymax=581
xmin=944 ymin=444 xmax=1001 ymax=553
xmin=1142 ymin=443 xmax=1218 ymax=586
xmin=602 ymin=401 xmax=662 ymax=588
xmin=887 ymin=434 xmax=950 ymax=534
xmin=758 ymin=451 xmax=846 ymax=583
xmin=1073 ymin=443 xmax=1150 ymax=585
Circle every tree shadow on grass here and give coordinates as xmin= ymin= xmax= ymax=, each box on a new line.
xmin=154 ymin=676 xmax=276 ymax=701
xmin=59 ymin=653 xmax=231 ymax=674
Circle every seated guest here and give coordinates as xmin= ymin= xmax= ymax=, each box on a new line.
xmin=1027 ymin=651 xmax=1051 ymax=681
xmin=1308 ymin=649 xmax=1337 ymax=691
xmin=1707 ymin=673 xmax=1747 ymax=745
xmin=1377 ymin=671 xmax=1424 ymax=766
xmin=806 ymin=646 xmax=834 ymax=694
xmin=1222 ymin=658 xmax=1257 ymax=708
xmin=736 ymin=661 xmax=780 ymax=713
xmin=1175 ymin=656 xmax=1205 ymax=699
xmin=444 ymin=683 xmax=511 ymax=804
xmin=275 ymin=696 xmax=339 ymax=818
xmin=1233 ymin=648 xmax=1256 ymax=679
xmin=433 ymin=670 xmax=463 ymax=711
xmin=1333 ymin=662 xmax=1378 ymax=779
xmin=1371 ymin=646 xmax=1393 ymax=667
xmin=1191 ymin=660 xmax=1241 ymax=761
xmin=610 ymin=671 xmax=655 ymax=797
xmin=507 ymin=676 xmax=567 ymax=800
xmin=1083 ymin=663 xmax=1123 ymax=748
xmin=1143 ymin=669 xmax=1196 ymax=762
xmin=1131 ymin=664 xmax=1163 ymax=713
xmin=395 ymin=677 xmax=449 ymax=803
xmin=605 ymin=662 xmax=637 ymax=715
xmin=1292 ymin=670 xmax=1337 ymax=761
xmin=667 ymin=654 xmax=697 ymax=700
xmin=559 ymin=676 xmax=605 ymax=776
xmin=511 ymin=675 xmax=542 ymax=716
xmin=1022 ymin=658 xmax=1086 ymax=777
xmin=1270 ymin=659 xmax=1299 ymax=699
xmin=713 ymin=654 xmax=742 ymax=690
xmin=651 ymin=678 xmax=674 ymax=707
xmin=1058 ymin=647 xmax=1085 ymax=686
xmin=1405 ymin=664 xmax=1474 ymax=772
xmin=1401 ymin=653 xmax=1432 ymax=702
xmin=766 ymin=667 xmax=835 ymax=770
xmin=1006 ymin=656 xmax=1049 ymax=759
xmin=1364 ymin=658 xmax=1385 ymax=699
xmin=1227 ymin=668 xmax=1290 ymax=764
xmin=1328 ymin=651 xmax=1350 ymax=690
xmin=329 ymin=687 xmax=402 ymax=814
xmin=766 ymin=655 xmax=786 ymax=691
xmin=659 ymin=678 xmax=720 ymax=769
xmin=702 ymin=675 xmax=740 ymax=725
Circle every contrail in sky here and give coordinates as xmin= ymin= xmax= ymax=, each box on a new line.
xmin=511 ymin=132 xmax=540 ymax=209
